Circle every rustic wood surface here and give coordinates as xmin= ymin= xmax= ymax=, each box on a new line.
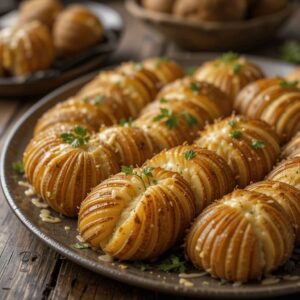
xmin=0 ymin=1 xmax=300 ymax=299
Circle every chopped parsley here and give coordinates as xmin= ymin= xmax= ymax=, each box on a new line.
xmin=251 ymin=139 xmax=265 ymax=149
xmin=230 ymin=130 xmax=242 ymax=139
xmin=219 ymin=52 xmax=239 ymax=63
xmin=190 ymin=82 xmax=200 ymax=94
xmin=119 ymin=117 xmax=133 ymax=127
xmin=157 ymin=255 xmax=186 ymax=273
xmin=228 ymin=119 xmax=238 ymax=127
xmin=12 ymin=161 xmax=24 ymax=174
xmin=92 ymin=95 xmax=106 ymax=106
xmin=61 ymin=126 xmax=90 ymax=147
xmin=121 ymin=165 xmax=134 ymax=176
xmin=159 ymin=97 xmax=168 ymax=103
xmin=233 ymin=63 xmax=242 ymax=75
xmin=156 ymin=57 xmax=168 ymax=68
xmin=135 ymin=62 xmax=143 ymax=70
xmin=184 ymin=150 xmax=196 ymax=160
xmin=143 ymin=166 xmax=154 ymax=177
xmin=153 ymin=108 xmax=179 ymax=129
xmin=183 ymin=112 xmax=197 ymax=127
xmin=281 ymin=40 xmax=300 ymax=64
xmin=279 ymin=80 xmax=298 ymax=89
xmin=185 ymin=66 xmax=197 ymax=76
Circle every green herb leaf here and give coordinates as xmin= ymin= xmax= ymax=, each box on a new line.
xmin=93 ymin=95 xmax=106 ymax=106
xmin=61 ymin=126 xmax=90 ymax=148
xmin=184 ymin=150 xmax=196 ymax=160
xmin=119 ymin=117 xmax=133 ymax=127
xmin=153 ymin=108 xmax=179 ymax=129
xmin=159 ymin=97 xmax=168 ymax=103
xmin=219 ymin=52 xmax=239 ymax=63
xmin=230 ymin=130 xmax=242 ymax=139
xmin=279 ymin=80 xmax=298 ymax=89
xmin=281 ymin=40 xmax=300 ymax=64
xmin=12 ymin=161 xmax=24 ymax=174
xmin=228 ymin=119 xmax=237 ymax=127
xmin=190 ymin=82 xmax=200 ymax=94
xmin=143 ymin=166 xmax=154 ymax=177
xmin=156 ymin=57 xmax=168 ymax=68
xmin=153 ymin=108 xmax=171 ymax=122
xmin=183 ymin=112 xmax=197 ymax=127
xmin=121 ymin=165 xmax=134 ymax=176
xmin=157 ymin=255 xmax=186 ymax=273
xmin=135 ymin=62 xmax=143 ymax=70
xmin=251 ymin=139 xmax=265 ymax=149
xmin=233 ymin=63 xmax=242 ymax=75
xmin=165 ymin=115 xmax=179 ymax=129
xmin=72 ymin=242 xmax=89 ymax=249
xmin=185 ymin=66 xmax=197 ymax=76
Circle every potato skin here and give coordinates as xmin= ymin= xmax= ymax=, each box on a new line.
xmin=78 ymin=167 xmax=196 ymax=260
xmin=195 ymin=116 xmax=280 ymax=187
xmin=173 ymin=0 xmax=248 ymax=22
xmin=185 ymin=189 xmax=294 ymax=282
xmin=194 ymin=54 xmax=264 ymax=99
xmin=251 ymin=0 xmax=288 ymax=17
xmin=0 ymin=21 xmax=55 ymax=76
xmin=142 ymin=0 xmax=174 ymax=13
xmin=247 ymin=180 xmax=300 ymax=245
xmin=281 ymin=132 xmax=300 ymax=159
xmin=235 ymin=77 xmax=300 ymax=143
xmin=53 ymin=5 xmax=104 ymax=56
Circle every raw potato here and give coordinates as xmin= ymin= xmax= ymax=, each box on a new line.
xmin=142 ymin=0 xmax=174 ymax=13
xmin=173 ymin=0 xmax=248 ymax=22
xmin=251 ymin=0 xmax=288 ymax=17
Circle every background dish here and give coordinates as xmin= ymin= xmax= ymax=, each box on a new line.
xmin=0 ymin=1 xmax=123 ymax=97
xmin=1 ymin=55 xmax=299 ymax=299
xmin=126 ymin=0 xmax=291 ymax=52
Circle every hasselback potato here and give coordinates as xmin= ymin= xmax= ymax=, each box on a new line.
xmin=194 ymin=52 xmax=264 ymax=99
xmin=267 ymin=157 xmax=300 ymax=190
xmin=146 ymin=145 xmax=236 ymax=212
xmin=78 ymin=167 xmax=196 ymax=260
xmin=234 ymin=77 xmax=300 ymax=143
xmin=186 ymin=189 xmax=295 ymax=282
xmin=247 ymin=180 xmax=300 ymax=245
xmin=19 ymin=0 xmax=63 ymax=29
xmin=281 ymin=132 xmax=300 ymax=159
xmin=24 ymin=125 xmax=119 ymax=216
xmin=286 ymin=67 xmax=300 ymax=85
xmin=195 ymin=116 xmax=280 ymax=187
xmin=53 ymin=5 xmax=104 ymax=56
xmin=0 ymin=21 xmax=55 ymax=76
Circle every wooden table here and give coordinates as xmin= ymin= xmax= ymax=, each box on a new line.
xmin=1 ymin=2 xmax=300 ymax=299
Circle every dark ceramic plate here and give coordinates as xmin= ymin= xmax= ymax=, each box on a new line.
xmin=0 ymin=1 xmax=123 ymax=97
xmin=1 ymin=56 xmax=300 ymax=299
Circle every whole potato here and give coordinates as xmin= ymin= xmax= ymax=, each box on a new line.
xmin=142 ymin=0 xmax=174 ymax=13
xmin=251 ymin=0 xmax=287 ymax=17
xmin=173 ymin=0 xmax=248 ymax=22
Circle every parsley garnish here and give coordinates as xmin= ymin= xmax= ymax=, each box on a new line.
xmin=233 ymin=63 xmax=242 ymax=75
xmin=61 ymin=126 xmax=90 ymax=147
xmin=93 ymin=95 xmax=106 ymax=106
xmin=190 ymin=82 xmax=200 ymax=94
xmin=184 ymin=150 xmax=196 ymax=160
xmin=228 ymin=119 xmax=237 ymax=127
xmin=183 ymin=112 xmax=197 ymax=127
xmin=135 ymin=62 xmax=143 ymax=70
xmin=119 ymin=117 xmax=133 ymax=127
xmin=279 ymin=80 xmax=298 ymax=89
xmin=12 ymin=161 xmax=24 ymax=174
xmin=185 ymin=66 xmax=197 ymax=76
xmin=159 ymin=97 xmax=168 ymax=103
xmin=122 ymin=165 xmax=155 ymax=189
xmin=156 ymin=57 xmax=168 ymax=68
xmin=121 ymin=165 xmax=134 ymax=176
xmin=153 ymin=108 xmax=179 ymax=129
xmin=230 ymin=130 xmax=242 ymax=139
xmin=143 ymin=166 xmax=154 ymax=177
xmin=251 ymin=139 xmax=265 ymax=149
xmin=72 ymin=242 xmax=89 ymax=249
xmin=281 ymin=40 xmax=300 ymax=64
xmin=219 ymin=52 xmax=239 ymax=63
xmin=157 ymin=255 xmax=186 ymax=273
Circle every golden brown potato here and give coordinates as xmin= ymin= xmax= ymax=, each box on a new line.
xmin=267 ymin=157 xmax=300 ymax=190
xmin=286 ymin=67 xmax=300 ymax=85
xmin=0 ymin=21 xmax=55 ymax=76
xmin=98 ymin=126 xmax=159 ymax=167
xmin=173 ymin=0 xmax=247 ymax=22
xmin=53 ymin=5 xmax=104 ymax=56
xmin=142 ymin=0 xmax=174 ymax=13
xmin=281 ymin=132 xmax=300 ymax=159
xmin=194 ymin=53 xmax=264 ymax=99
xmin=195 ymin=116 xmax=280 ymax=187
xmin=186 ymin=189 xmax=294 ymax=282
xmin=235 ymin=77 xmax=300 ymax=143
xmin=23 ymin=125 xmax=119 ymax=217
xmin=78 ymin=167 xmax=196 ymax=260
xmin=19 ymin=0 xmax=63 ymax=29
xmin=251 ymin=0 xmax=288 ymax=17
xmin=146 ymin=145 xmax=236 ymax=212
xmin=247 ymin=180 xmax=300 ymax=245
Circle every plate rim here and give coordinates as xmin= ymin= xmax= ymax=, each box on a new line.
xmin=1 ymin=57 xmax=300 ymax=299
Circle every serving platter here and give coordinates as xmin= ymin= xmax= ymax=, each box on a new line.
xmin=1 ymin=55 xmax=300 ymax=299
xmin=0 ymin=1 xmax=123 ymax=97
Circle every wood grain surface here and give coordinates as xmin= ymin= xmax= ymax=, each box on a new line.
xmin=0 ymin=1 xmax=300 ymax=299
